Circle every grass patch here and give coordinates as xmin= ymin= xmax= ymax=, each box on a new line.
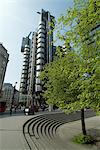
xmin=73 ymin=134 xmax=94 ymax=144
xmin=96 ymin=111 xmax=100 ymax=116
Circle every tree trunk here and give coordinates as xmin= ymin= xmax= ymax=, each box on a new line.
xmin=81 ymin=109 xmax=87 ymax=135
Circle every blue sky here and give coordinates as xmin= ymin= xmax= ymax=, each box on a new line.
xmin=0 ymin=0 xmax=73 ymax=89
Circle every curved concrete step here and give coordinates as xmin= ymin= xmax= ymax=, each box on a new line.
xmin=23 ymin=115 xmax=46 ymax=150
xmin=28 ymin=117 xmax=47 ymax=149
xmin=23 ymin=113 xmax=68 ymax=150
xmin=23 ymin=110 xmax=95 ymax=150
xmin=28 ymin=116 xmax=45 ymax=136
xmin=23 ymin=115 xmax=42 ymax=133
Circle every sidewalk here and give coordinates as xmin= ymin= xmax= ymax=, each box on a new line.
xmin=57 ymin=116 xmax=100 ymax=150
xmin=0 ymin=115 xmax=34 ymax=150
xmin=0 ymin=114 xmax=100 ymax=150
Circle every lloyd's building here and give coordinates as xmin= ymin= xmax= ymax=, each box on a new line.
xmin=19 ymin=9 xmax=56 ymax=106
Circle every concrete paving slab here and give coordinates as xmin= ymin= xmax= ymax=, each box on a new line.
xmin=57 ymin=116 xmax=100 ymax=150
xmin=0 ymin=113 xmax=100 ymax=150
xmin=0 ymin=115 xmax=34 ymax=150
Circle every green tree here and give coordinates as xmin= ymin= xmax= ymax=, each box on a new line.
xmin=40 ymin=0 xmax=100 ymax=136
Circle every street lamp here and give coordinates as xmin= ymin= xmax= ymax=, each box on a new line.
xmin=10 ymin=82 xmax=17 ymax=115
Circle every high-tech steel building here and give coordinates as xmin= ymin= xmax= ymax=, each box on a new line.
xmin=19 ymin=9 xmax=55 ymax=105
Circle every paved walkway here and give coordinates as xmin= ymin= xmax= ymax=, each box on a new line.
xmin=0 ymin=113 xmax=100 ymax=150
xmin=57 ymin=116 xmax=100 ymax=150
xmin=0 ymin=115 xmax=34 ymax=150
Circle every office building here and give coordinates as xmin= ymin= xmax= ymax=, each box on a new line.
xmin=19 ymin=9 xmax=55 ymax=105
xmin=2 ymin=83 xmax=19 ymax=107
xmin=0 ymin=43 xmax=9 ymax=95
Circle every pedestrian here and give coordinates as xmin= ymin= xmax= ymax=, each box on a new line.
xmin=10 ymin=107 xmax=12 ymax=115
xmin=14 ymin=106 xmax=16 ymax=113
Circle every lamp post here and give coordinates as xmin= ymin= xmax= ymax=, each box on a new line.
xmin=10 ymin=82 xmax=17 ymax=115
